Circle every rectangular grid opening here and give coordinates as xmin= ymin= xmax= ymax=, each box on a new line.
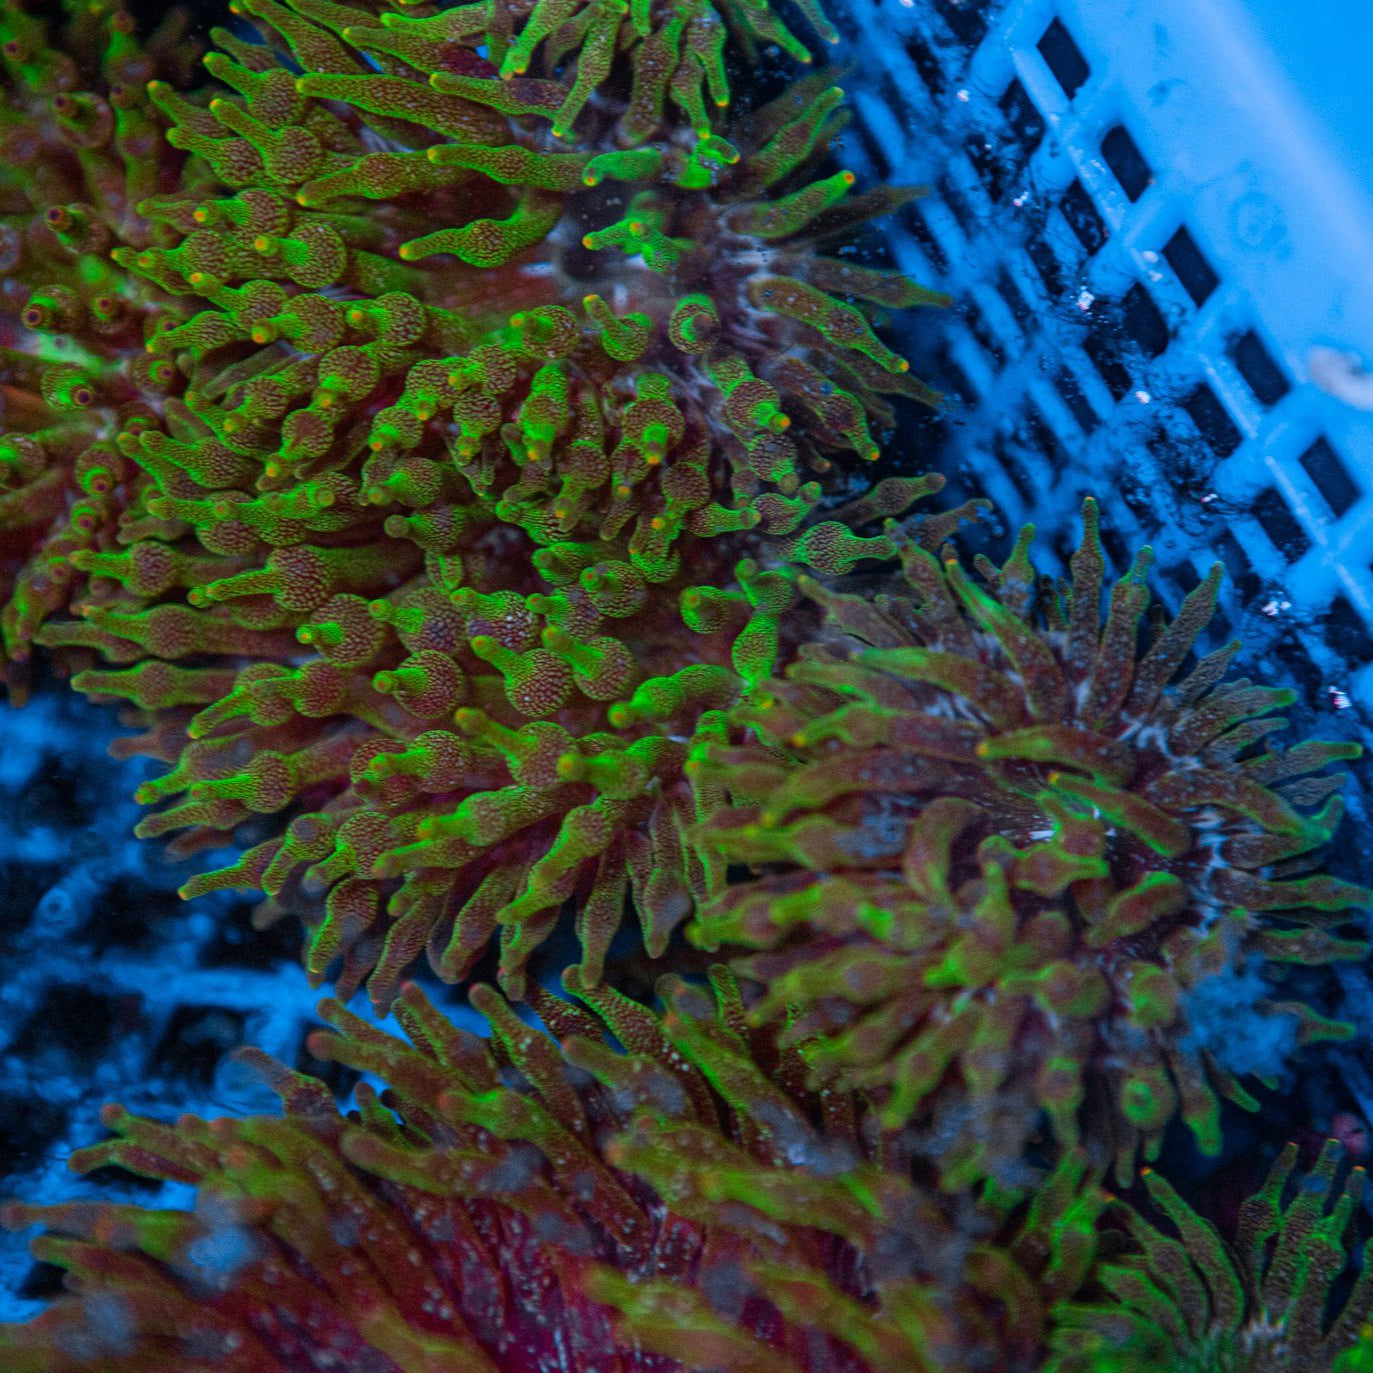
xmin=1099 ymin=523 xmax=1132 ymax=574
xmin=1026 ymin=236 xmax=1065 ymax=295
xmin=1054 ymin=367 xmax=1099 ymax=432
xmin=1037 ymin=17 xmax=1090 ymax=99
xmin=905 ymin=32 xmax=947 ymax=96
xmin=1230 ymin=328 xmax=1291 ymax=406
xmin=898 ymin=203 xmax=949 ymax=275
xmin=1252 ymin=486 xmax=1311 ymax=562
xmin=1101 ymin=125 xmax=1152 ymax=201
xmin=855 ymin=123 xmax=893 ymax=179
xmin=963 ymin=298 xmax=1007 ymax=368
xmin=933 ymin=0 xmax=988 ymax=49
xmin=996 ymin=267 xmax=1033 ymax=328
xmin=1215 ymin=529 xmax=1261 ymax=600
xmin=1084 ymin=331 xmax=1131 ymax=399
xmin=937 ymin=173 xmax=977 ymax=237
xmin=1120 ymin=473 xmax=1164 ymax=535
xmin=1060 ymin=180 xmax=1108 ymax=254
xmin=1168 ymin=559 xmax=1204 ymax=597
xmin=934 ymin=345 xmax=977 ymax=405
xmin=1121 ymin=282 xmax=1171 ymax=358
xmin=1283 ymin=642 xmax=1327 ymax=701
xmin=1183 ymin=383 xmax=1243 ymax=458
xmin=967 ymin=132 xmax=1011 ymax=202
xmin=994 ymin=433 xmax=1038 ymax=504
xmin=1323 ymin=595 xmax=1373 ymax=661
xmin=1300 ymin=436 xmax=1360 ymax=519
xmin=1026 ymin=406 xmax=1067 ymax=467
xmin=1162 ymin=226 xmax=1220 ymax=307
xmin=999 ymin=79 xmax=1047 ymax=156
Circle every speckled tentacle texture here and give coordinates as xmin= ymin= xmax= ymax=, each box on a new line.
xmin=1050 ymin=1141 xmax=1373 ymax=1373
xmin=0 ymin=974 xmax=1100 ymax=1371
xmin=5 ymin=0 xmax=950 ymax=1003
xmin=690 ymin=499 xmax=1371 ymax=1185
xmin=0 ymin=0 xmax=206 ymax=700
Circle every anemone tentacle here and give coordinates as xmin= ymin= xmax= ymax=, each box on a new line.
xmin=0 ymin=974 xmax=1101 ymax=1372
xmin=3 ymin=0 xmax=952 ymax=1002
xmin=689 ymin=500 xmax=1370 ymax=1183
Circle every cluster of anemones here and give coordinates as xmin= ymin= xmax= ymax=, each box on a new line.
xmin=3 ymin=1 xmax=1373 ymax=1370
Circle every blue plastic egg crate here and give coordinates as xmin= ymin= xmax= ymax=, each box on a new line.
xmin=839 ymin=0 xmax=1373 ymax=737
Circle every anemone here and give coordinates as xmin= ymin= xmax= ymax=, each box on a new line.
xmin=0 ymin=0 xmax=208 ymax=700
xmin=1049 ymin=1141 xmax=1373 ymax=1373
xmin=5 ymin=0 xmax=952 ymax=1003
xmin=688 ymin=500 xmax=1371 ymax=1184
xmin=0 ymin=972 xmax=1100 ymax=1372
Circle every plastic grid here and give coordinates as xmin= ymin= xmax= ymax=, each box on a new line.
xmin=837 ymin=0 xmax=1373 ymax=728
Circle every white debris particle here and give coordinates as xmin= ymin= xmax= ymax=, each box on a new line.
xmin=1309 ymin=346 xmax=1373 ymax=411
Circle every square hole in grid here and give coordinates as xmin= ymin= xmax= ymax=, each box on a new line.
xmin=1117 ymin=467 xmax=1165 ymax=537
xmin=1037 ymin=17 xmax=1090 ymax=100
xmin=996 ymin=267 xmax=1034 ymax=329
xmin=936 ymin=173 xmax=979 ymax=239
xmin=1060 ymin=180 xmax=1108 ymax=255
xmin=1162 ymin=226 xmax=1219 ymax=308
xmin=999 ymin=78 xmax=1047 ymax=157
xmin=1214 ymin=528 xmax=1262 ymax=601
xmin=1183 ymin=383 xmax=1242 ymax=459
xmin=1278 ymin=639 xmax=1328 ymax=702
xmin=1251 ymin=486 xmax=1312 ymax=563
xmin=1229 ymin=329 xmax=1291 ymax=407
xmin=966 ymin=131 xmax=1013 ymax=203
xmin=0 ymin=1094 xmax=67 ymax=1177
xmin=933 ymin=0 xmax=989 ymax=49
xmin=154 ymin=1005 xmax=248 ymax=1089
xmin=1083 ymin=330 xmax=1131 ymax=401
xmin=962 ymin=297 xmax=1008 ymax=368
xmin=1100 ymin=125 xmax=1152 ymax=202
xmin=1024 ymin=405 xmax=1069 ymax=469
xmin=1121 ymin=283 xmax=1171 ymax=359
xmin=1167 ymin=558 xmax=1205 ymax=598
xmin=1301 ymin=436 xmax=1360 ymax=519
xmin=9 ymin=984 xmax=124 ymax=1073
xmin=1098 ymin=521 xmax=1133 ymax=574
xmin=1054 ymin=366 xmax=1099 ymax=433
xmin=896 ymin=202 xmax=950 ymax=276
xmin=993 ymin=432 xmax=1038 ymax=505
xmin=1321 ymin=593 xmax=1373 ymax=663
xmin=1024 ymin=236 xmax=1065 ymax=296
xmin=933 ymin=344 xmax=978 ymax=405
xmin=17 ymin=1262 xmax=68 ymax=1303
xmin=855 ymin=115 xmax=894 ymax=179
xmin=904 ymin=30 xmax=948 ymax=97
xmin=1207 ymin=604 xmax=1234 ymax=643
